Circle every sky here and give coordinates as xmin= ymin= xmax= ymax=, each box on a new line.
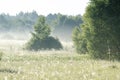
xmin=0 ymin=0 xmax=89 ymax=16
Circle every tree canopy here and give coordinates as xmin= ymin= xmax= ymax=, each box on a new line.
xmin=0 ymin=12 xmax=83 ymax=41
xmin=32 ymin=16 xmax=51 ymax=39
xmin=73 ymin=0 xmax=120 ymax=59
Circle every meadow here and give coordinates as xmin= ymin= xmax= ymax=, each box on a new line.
xmin=0 ymin=40 xmax=120 ymax=80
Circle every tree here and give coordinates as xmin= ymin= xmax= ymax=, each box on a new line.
xmin=73 ymin=0 xmax=120 ymax=59
xmin=32 ymin=15 xmax=51 ymax=39
xmin=102 ymin=0 xmax=120 ymax=59
xmin=0 ymin=12 xmax=83 ymax=41
xmin=72 ymin=25 xmax=87 ymax=54
xmin=82 ymin=0 xmax=109 ymax=58
xmin=26 ymin=15 xmax=63 ymax=50
xmin=52 ymin=13 xmax=83 ymax=41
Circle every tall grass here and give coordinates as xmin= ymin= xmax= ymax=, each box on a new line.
xmin=0 ymin=40 xmax=119 ymax=80
xmin=0 ymin=52 xmax=120 ymax=80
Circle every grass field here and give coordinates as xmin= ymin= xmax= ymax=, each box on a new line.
xmin=0 ymin=40 xmax=120 ymax=80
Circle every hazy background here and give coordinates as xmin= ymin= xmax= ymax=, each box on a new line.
xmin=0 ymin=0 xmax=89 ymax=49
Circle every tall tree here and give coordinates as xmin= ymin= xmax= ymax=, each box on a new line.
xmin=73 ymin=0 xmax=120 ymax=59
xmin=32 ymin=15 xmax=51 ymax=39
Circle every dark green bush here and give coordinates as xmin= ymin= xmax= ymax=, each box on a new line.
xmin=26 ymin=36 xmax=63 ymax=50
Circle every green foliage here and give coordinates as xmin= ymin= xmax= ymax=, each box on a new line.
xmin=52 ymin=13 xmax=83 ymax=41
xmin=26 ymin=36 xmax=62 ymax=50
xmin=45 ymin=13 xmax=83 ymax=41
xmin=82 ymin=0 xmax=109 ymax=59
xmin=32 ymin=16 xmax=51 ymax=39
xmin=73 ymin=0 xmax=120 ymax=59
xmin=72 ymin=26 xmax=87 ymax=54
xmin=26 ymin=16 xmax=62 ymax=50
xmin=0 ymin=11 xmax=38 ymax=33
xmin=0 ymin=12 xmax=83 ymax=41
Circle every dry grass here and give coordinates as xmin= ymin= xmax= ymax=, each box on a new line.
xmin=0 ymin=39 xmax=120 ymax=80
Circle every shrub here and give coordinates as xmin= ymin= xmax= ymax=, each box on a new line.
xmin=26 ymin=36 xmax=62 ymax=50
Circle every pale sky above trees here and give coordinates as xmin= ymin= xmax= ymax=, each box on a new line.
xmin=0 ymin=0 xmax=89 ymax=16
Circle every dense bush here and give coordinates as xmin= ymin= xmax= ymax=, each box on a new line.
xmin=26 ymin=36 xmax=62 ymax=50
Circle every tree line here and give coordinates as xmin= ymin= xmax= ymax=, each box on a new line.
xmin=0 ymin=12 xmax=83 ymax=41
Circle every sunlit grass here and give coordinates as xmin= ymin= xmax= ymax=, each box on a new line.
xmin=0 ymin=40 xmax=120 ymax=80
xmin=0 ymin=51 xmax=120 ymax=80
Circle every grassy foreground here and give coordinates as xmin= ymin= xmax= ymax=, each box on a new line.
xmin=0 ymin=40 xmax=120 ymax=80
xmin=0 ymin=50 xmax=119 ymax=80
